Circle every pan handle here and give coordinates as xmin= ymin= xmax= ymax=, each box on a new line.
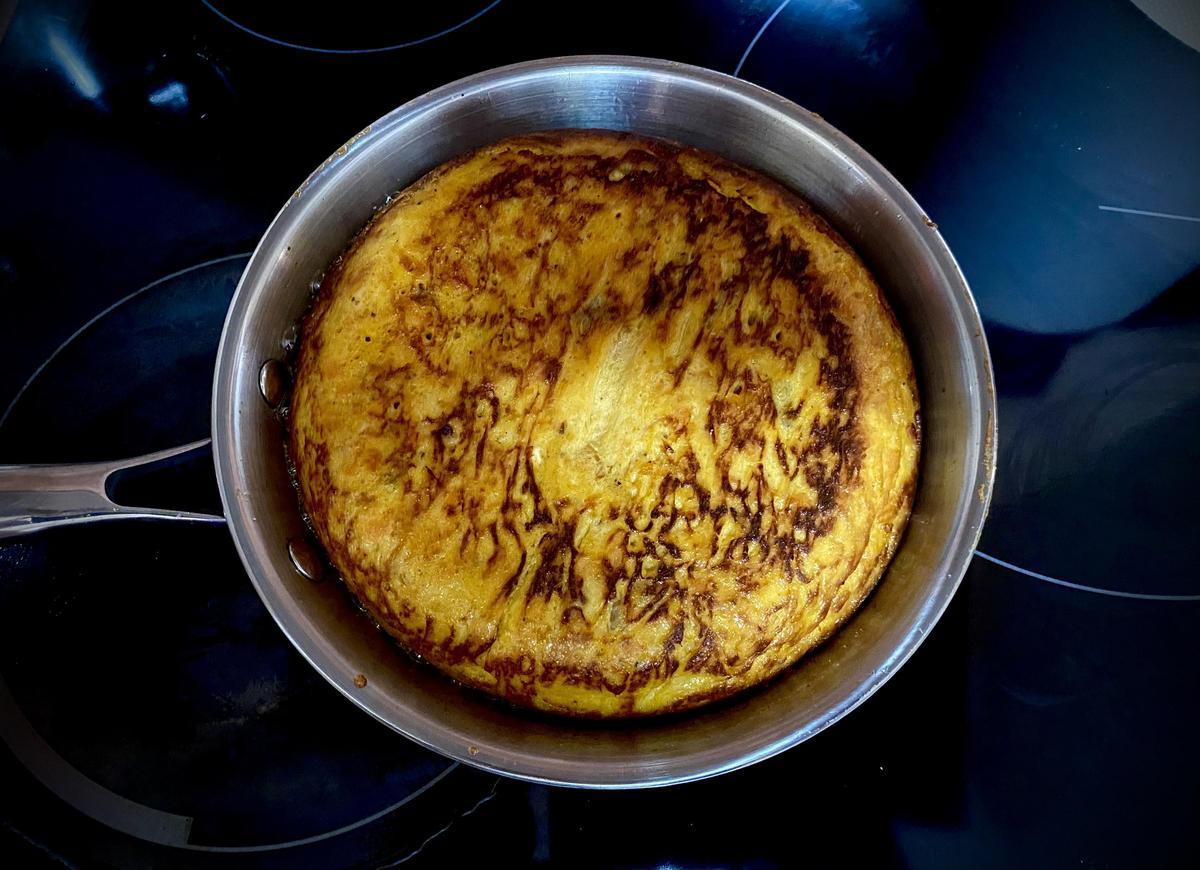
xmin=0 ymin=440 xmax=225 ymax=541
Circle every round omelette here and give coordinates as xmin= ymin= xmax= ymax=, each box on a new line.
xmin=290 ymin=131 xmax=920 ymax=717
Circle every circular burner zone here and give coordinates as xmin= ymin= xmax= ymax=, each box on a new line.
xmin=202 ymin=0 xmax=502 ymax=54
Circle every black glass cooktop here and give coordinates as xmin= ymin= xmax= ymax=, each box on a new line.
xmin=2 ymin=1 xmax=1198 ymax=867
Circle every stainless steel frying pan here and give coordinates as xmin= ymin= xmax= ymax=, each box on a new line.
xmin=0 ymin=57 xmax=996 ymax=788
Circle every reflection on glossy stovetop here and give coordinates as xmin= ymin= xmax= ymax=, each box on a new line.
xmin=1 ymin=0 xmax=1197 ymax=867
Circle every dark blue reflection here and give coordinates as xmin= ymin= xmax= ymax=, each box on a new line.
xmin=914 ymin=0 xmax=1200 ymax=333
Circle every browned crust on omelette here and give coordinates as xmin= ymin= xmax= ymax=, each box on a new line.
xmin=290 ymin=130 xmax=920 ymax=717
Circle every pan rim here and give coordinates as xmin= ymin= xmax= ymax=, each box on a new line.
xmin=211 ymin=54 xmax=996 ymax=789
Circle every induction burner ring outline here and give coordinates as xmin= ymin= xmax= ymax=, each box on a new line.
xmin=974 ymin=550 xmax=1200 ymax=602
xmin=382 ymin=779 xmax=500 ymax=867
xmin=200 ymin=0 xmax=504 ymax=55
xmin=0 ymin=252 xmax=252 ymax=429
xmin=0 ymin=252 xmax=471 ymax=853
xmin=0 ymin=667 xmax=460 ymax=852
xmin=1097 ymin=204 xmax=1200 ymax=223
xmin=733 ymin=0 xmax=792 ymax=78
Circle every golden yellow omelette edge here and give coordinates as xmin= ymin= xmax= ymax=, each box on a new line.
xmin=290 ymin=130 xmax=921 ymax=717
